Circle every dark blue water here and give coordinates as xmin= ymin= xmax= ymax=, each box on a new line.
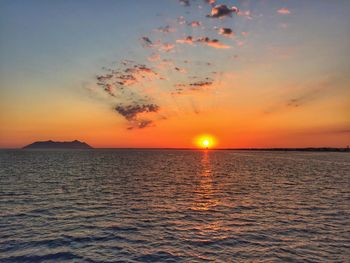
xmin=1 ymin=150 xmax=349 ymax=262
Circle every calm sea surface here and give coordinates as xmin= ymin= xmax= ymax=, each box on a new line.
xmin=0 ymin=150 xmax=349 ymax=262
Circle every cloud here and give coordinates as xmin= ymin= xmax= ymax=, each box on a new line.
xmin=140 ymin=36 xmax=153 ymax=47
xmin=157 ymin=43 xmax=175 ymax=52
xmin=115 ymin=103 xmax=159 ymax=121
xmin=188 ymin=80 xmax=213 ymax=90
xmin=96 ymin=62 xmax=163 ymax=101
xmin=298 ymin=126 xmax=350 ymax=136
xmin=140 ymin=37 xmax=174 ymax=52
xmin=238 ymin=10 xmax=252 ymax=18
xmin=96 ymin=73 xmax=113 ymax=82
xmin=174 ymin=66 xmax=187 ymax=73
xmin=94 ymin=59 xmax=166 ymax=130
xmin=284 ymin=76 xmax=338 ymax=108
xmin=103 ymin=84 xmax=116 ymax=97
xmin=207 ymin=5 xmax=239 ymax=18
xmin=123 ymin=64 xmax=161 ymax=84
xmin=147 ymin=53 xmax=161 ymax=62
xmin=115 ymin=103 xmax=160 ymax=129
xmin=277 ymin=8 xmax=291 ymax=15
xmin=204 ymin=0 xmax=216 ymax=5
xmin=156 ymin=25 xmax=176 ymax=33
xmin=263 ymin=75 xmax=340 ymax=116
xmin=329 ymin=128 xmax=350 ymax=134
xmin=173 ymin=79 xmax=213 ymax=94
xmin=177 ymin=36 xmax=230 ymax=49
xmin=197 ymin=37 xmax=231 ymax=49
xmin=121 ymin=59 xmax=134 ymax=66
xmin=286 ymin=89 xmax=320 ymax=107
xmin=137 ymin=119 xmax=154 ymax=129
xmin=176 ymin=36 xmax=194 ymax=44
xmin=92 ymin=0 xmax=239 ymax=129
xmin=218 ymin=27 xmax=234 ymax=37
xmin=127 ymin=65 xmax=155 ymax=74
xmin=154 ymin=58 xmax=175 ymax=72
xmin=188 ymin=21 xmax=201 ymax=27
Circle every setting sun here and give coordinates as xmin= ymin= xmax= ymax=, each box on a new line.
xmin=195 ymin=134 xmax=217 ymax=149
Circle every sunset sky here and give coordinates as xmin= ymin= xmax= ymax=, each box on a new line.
xmin=0 ymin=0 xmax=349 ymax=148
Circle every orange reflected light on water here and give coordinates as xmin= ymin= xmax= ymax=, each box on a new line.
xmin=191 ymin=151 xmax=220 ymax=211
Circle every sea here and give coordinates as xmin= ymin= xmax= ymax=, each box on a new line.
xmin=0 ymin=149 xmax=349 ymax=262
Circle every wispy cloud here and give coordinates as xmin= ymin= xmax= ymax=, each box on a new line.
xmin=90 ymin=0 xmax=247 ymax=129
xmin=156 ymin=25 xmax=176 ymax=33
xmin=173 ymin=79 xmax=213 ymax=94
xmin=188 ymin=21 xmax=201 ymax=27
xmin=197 ymin=37 xmax=230 ymax=49
xmin=238 ymin=10 xmax=252 ymax=19
xmin=299 ymin=125 xmax=350 ymax=136
xmin=277 ymin=8 xmax=291 ymax=15
xmin=263 ymin=75 xmax=340 ymax=115
xmin=177 ymin=36 xmax=230 ymax=49
xmin=176 ymin=36 xmax=194 ymax=44
xmin=157 ymin=42 xmax=175 ymax=52
xmin=147 ymin=53 xmax=161 ymax=62
xmin=140 ymin=36 xmax=175 ymax=52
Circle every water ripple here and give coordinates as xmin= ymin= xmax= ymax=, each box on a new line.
xmin=0 ymin=150 xmax=349 ymax=262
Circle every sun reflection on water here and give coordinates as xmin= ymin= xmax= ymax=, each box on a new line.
xmin=191 ymin=151 xmax=219 ymax=211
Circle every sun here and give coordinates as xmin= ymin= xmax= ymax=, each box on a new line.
xmin=202 ymin=139 xmax=209 ymax=147
xmin=195 ymin=134 xmax=217 ymax=149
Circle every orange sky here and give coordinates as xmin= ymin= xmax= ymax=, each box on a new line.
xmin=0 ymin=1 xmax=349 ymax=148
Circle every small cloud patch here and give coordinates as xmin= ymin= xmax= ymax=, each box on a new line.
xmin=218 ymin=27 xmax=234 ymax=37
xmin=207 ymin=5 xmax=239 ymax=18
xmin=277 ymin=8 xmax=291 ymax=15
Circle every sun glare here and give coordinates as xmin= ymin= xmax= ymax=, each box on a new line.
xmin=195 ymin=134 xmax=217 ymax=149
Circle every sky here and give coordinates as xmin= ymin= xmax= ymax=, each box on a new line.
xmin=0 ymin=0 xmax=349 ymax=148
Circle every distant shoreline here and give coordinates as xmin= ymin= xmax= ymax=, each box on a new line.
xmin=97 ymin=147 xmax=350 ymax=152
xmin=220 ymin=148 xmax=350 ymax=152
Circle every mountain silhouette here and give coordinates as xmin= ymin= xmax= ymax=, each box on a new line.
xmin=23 ymin=140 xmax=93 ymax=149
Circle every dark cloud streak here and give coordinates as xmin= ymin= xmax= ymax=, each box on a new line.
xmin=115 ymin=104 xmax=159 ymax=121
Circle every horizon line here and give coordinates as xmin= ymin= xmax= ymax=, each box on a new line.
xmin=1 ymin=147 xmax=349 ymax=152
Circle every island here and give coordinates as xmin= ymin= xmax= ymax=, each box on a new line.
xmin=23 ymin=140 xmax=93 ymax=149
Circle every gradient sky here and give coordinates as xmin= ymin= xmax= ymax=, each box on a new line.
xmin=0 ymin=0 xmax=349 ymax=148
